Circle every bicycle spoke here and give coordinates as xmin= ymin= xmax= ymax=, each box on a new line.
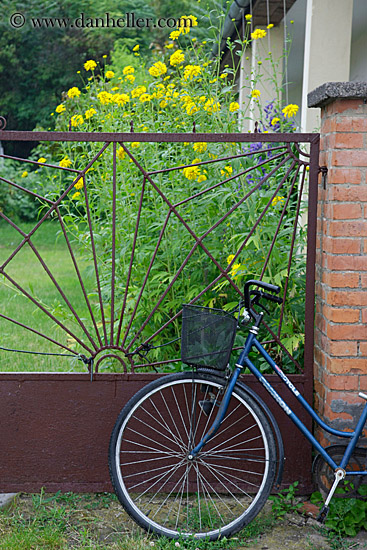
xmin=141 ymin=401 xmax=187 ymax=451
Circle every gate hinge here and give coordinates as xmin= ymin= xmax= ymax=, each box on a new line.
xmin=319 ymin=166 xmax=328 ymax=189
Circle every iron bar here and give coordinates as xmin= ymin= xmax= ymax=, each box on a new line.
xmin=0 ymin=312 xmax=78 ymax=354
xmin=115 ymin=175 xmax=147 ymax=345
xmin=110 ymin=143 xmax=117 ymax=346
xmin=0 ymin=130 xmax=320 ymax=144
xmin=82 ymin=169 xmax=109 ymax=346
xmin=55 ymin=207 xmax=104 ymax=347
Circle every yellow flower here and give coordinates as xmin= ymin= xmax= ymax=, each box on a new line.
xmin=197 ymin=174 xmax=207 ymax=183
xmin=251 ymin=29 xmax=267 ymax=40
xmin=272 ymin=195 xmax=285 ymax=207
xmin=165 ymin=43 xmax=174 ymax=49
xmin=229 ymin=102 xmax=240 ymax=112
xmin=204 ymin=98 xmax=220 ymax=113
xmin=131 ymin=86 xmax=146 ymax=98
xmin=160 ymin=100 xmax=168 ymax=108
xmin=230 ymin=263 xmax=242 ymax=278
xmin=113 ymin=93 xmax=130 ymax=106
xmin=132 ymin=45 xmax=139 ymax=52
xmin=123 ymin=66 xmax=135 ymax=75
xmin=71 ymin=114 xmax=84 ymax=126
xmin=84 ymin=60 xmax=97 ymax=71
xmin=59 ymin=157 xmax=72 ymax=168
xmin=67 ymin=87 xmax=81 ymax=98
xmin=55 ymin=104 xmax=66 ymax=114
xmin=185 ymin=101 xmax=199 ymax=115
xmin=177 ymin=15 xmax=198 ymax=34
xmin=267 ymin=23 xmax=274 ymax=29
xmin=220 ymin=73 xmax=227 ymax=79
xmin=251 ymin=89 xmax=261 ymax=98
xmin=183 ymin=64 xmax=201 ymax=80
xmin=105 ymin=70 xmax=115 ymax=79
xmin=37 ymin=157 xmax=46 ymax=163
xmin=74 ymin=177 xmax=84 ymax=190
xmin=85 ymin=108 xmax=97 ymax=119
xmin=221 ymin=166 xmax=233 ymax=176
xmin=149 ymin=62 xmax=167 ymax=77
xmin=139 ymin=93 xmax=152 ymax=103
xmin=271 ymin=117 xmax=280 ymax=126
xmin=98 ymin=91 xmax=113 ymax=105
xmin=227 ymin=254 xmax=235 ymax=264
xmin=193 ymin=142 xmax=207 ymax=153
xmin=245 ymin=14 xmax=252 ymax=20
xmin=170 ymin=30 xmax=182 ymax=41
xmin=117 ymin=146 xmax=126 ymax=160
xmin=131 ymin=142 xmax=140 ymax=148
xmin=183 ymin=164 xmax=201 ymax=180
xmin=125 ymin=74 xmax=135 ymax=84
xmin=282 ymin=104 xmax=299 ymax=118
xmin=170 ymin=49 xmax=185 ymax=66
xmin=72 ymin=191 xmax=81 ymax=200
xmin=21 ymin=171 xmax=28 ymax=178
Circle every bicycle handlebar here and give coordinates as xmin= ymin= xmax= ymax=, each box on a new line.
xmin=244 ymin=279 xmax=281 ymax=311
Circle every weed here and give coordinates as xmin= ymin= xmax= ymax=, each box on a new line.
xmin=269 ymin=481 xmax=302 ymax=519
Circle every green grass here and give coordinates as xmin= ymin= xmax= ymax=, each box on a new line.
xmin=0 ymin=220 xmax=95 ymax=372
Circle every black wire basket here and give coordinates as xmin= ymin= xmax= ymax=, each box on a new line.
xmin=181 ymin=304 xmax=238 ymax=371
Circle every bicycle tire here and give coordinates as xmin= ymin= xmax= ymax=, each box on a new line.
xmin=108 ymin=371 xmax=277 ymax=540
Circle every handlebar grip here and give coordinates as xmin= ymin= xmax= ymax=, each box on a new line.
xmin=244 ymin=279 xmax=280 ymax=309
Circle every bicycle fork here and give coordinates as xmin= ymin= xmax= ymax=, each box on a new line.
xmin=187 ymin=366 xmax=242 ymax=459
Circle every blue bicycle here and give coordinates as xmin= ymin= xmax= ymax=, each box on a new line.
xmin=109 ymin=279 xmax=367 ymax=540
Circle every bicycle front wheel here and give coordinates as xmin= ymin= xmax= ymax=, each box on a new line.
xmin=109 ymin=371 xmax=277 ymax=540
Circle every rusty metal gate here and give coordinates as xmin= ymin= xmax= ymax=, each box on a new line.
xmin=0 ymin=122 xmax=320 ymax=492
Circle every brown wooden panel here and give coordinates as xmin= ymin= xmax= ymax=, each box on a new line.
xmin=0 ymin=372 xmax=313 ymax=493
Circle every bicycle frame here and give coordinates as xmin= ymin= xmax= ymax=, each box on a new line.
xmin=236 ymin=329 xmax=367 ymax=476
xmin=189 ymin=325 xmax=367 ymax=477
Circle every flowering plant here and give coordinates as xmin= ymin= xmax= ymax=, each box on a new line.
xmin=16 ymin=10 xmax=304 ymax=372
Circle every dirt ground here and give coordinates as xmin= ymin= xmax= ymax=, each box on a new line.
xmin=2 ymin=493 xmax=367 ymax=549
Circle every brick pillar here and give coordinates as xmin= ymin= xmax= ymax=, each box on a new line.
xmin=308 ymin=82 xmax=367 ymax=445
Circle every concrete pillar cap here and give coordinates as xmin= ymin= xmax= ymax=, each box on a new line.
xmin=308 ymin=81 xmax=367 ymax=108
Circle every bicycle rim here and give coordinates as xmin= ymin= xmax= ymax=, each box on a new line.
xmin=109 ymin=372 xmax=276 ymax=539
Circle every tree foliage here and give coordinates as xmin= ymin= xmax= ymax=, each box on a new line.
xmin=0 ymin=0 xmax=204 ymax=140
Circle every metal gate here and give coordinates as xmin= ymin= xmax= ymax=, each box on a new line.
xmin=0 ymin=122 xmax=320 ymax=492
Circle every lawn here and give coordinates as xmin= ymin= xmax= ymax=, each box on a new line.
xmin=0 ymin=220 xmax=93 ymax=372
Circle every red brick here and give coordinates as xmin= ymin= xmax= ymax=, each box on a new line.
xmin=332 ymin=186 xmax=367 ymax=201
xmin=326 ymin=358 xmax=367 ymax=374
xmin=327 ymin=324 xmax=367 ymax=341
xmin=334 ymin=133 xmax=364 ymax=149
xmin=328 ymin=340 xmax=358 ymax=356
xmin=324 ymin=401 xmax=354 ymax=422
xmin=328 ymin=168 xmax=363 ymax=185
xmin=335 ymin=117 xmax=367 ymax=133
xmin=321 ymin=117 xmax=337 ymax=134
xmin=359 ymin=342 xmax=367 ymax=355
xmin=327 ymin=291 xmax=367 ymax=307
xmin=359 ymin=376 xmax=367 ymax=391
xmin=324 ymin=373 xmax=359 ymax=391
xmin=323 ymin=307 xmax=360 ymax=323
xmin=331 ymin=150 xmax=367 ymax=167
xmin=314 ymin=379 xmax=326 ymax=400
xmin=323 ymin=272 xmax=360 ymax=287
xmin=330 ymin=99 xmax=365 ymax=114
xmin=326 ymin=256 xmax=367 ymax=271
xmin=326 ymin=389 xmax=363 ymax=405
xmin=332 ymin=203 xmax=362 ymax=219
xmin=329 ymin=221 xmax=367 ymax=237
xmin=323 ymin=238 xmax=360 ymax=254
